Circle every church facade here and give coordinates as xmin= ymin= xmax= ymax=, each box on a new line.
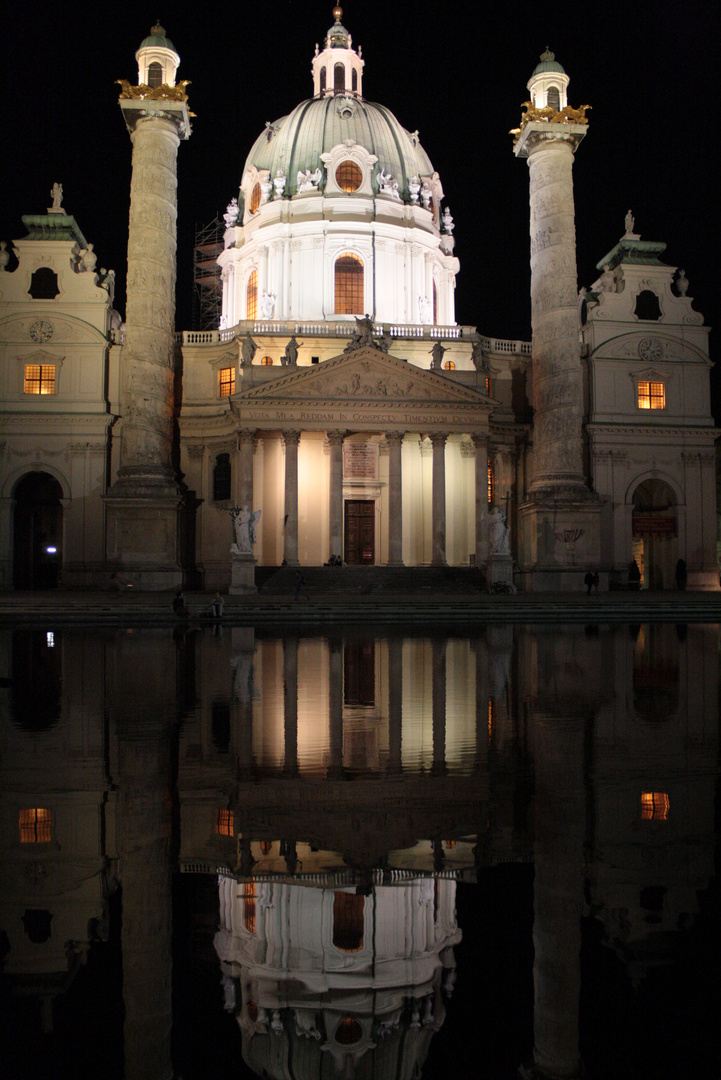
xmin=0 ymin=11 xmax=716 ymax=591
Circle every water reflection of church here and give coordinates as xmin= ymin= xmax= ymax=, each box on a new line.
xmin=0 ymin=10 xmax=717 ymax=592
xmin=1 ymin=622 xmax=719 ymax=1077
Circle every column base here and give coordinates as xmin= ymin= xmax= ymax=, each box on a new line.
xmin=104 ymin=492 xmax=184 ymax=591
xmin=516 ymin=496 xmax=602 ymax=593
xmin=229 ymin=551 xmax=257 ymax=594
xmin=488 ymin=553 xmax=516 ymax=593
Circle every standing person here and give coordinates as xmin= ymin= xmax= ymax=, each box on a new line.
xmin=592 ymin=571 xmax=600 ymax=594
xmin=173 ymin=590 xmax=191 ymax=618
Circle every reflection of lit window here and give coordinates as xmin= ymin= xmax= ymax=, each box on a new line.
xmin=333 ymin=891 xmax=364 ymax=951
xmin=641 ymin=792 xmax=670 ymax=820
xmin=335 ymin=253 xmax=364 ymax=315
xmin=260 ymin=840 xmax=273 ymax=854
xmin=488 ymin=697 xmax=494 ymax=741
xmin=487 ymin=460 xmax=495 ymax=505
xmin=24 ymin=364 xmax=56 ymax=395
xmin=216 ymin=808 xmax=234 ymax=836
xmin=335 ymin=160 xmax=362 ymax=192
xmin=336 ymin=1017 xmax=362 ymax=1045
xmin=247 ymin=1000 xmax=258 ymax=1022
xmin=249 ymin=183 xmax=261 ymax=215
xmin=485 ymin=376 xmax=491 ymax=396
xmin=638 ymin=381 xmax=665 ymax=409
xmin=19 ymin=808 xmax=51 ymax=843
xmin=243 ymin=882 xmax=256 ymax=933
xmin=260 ymin=355 xmax=273 ymax=366
xmin=246 ymin=270 xmax=258 ymax=320
xmin=219 ymin=367 xmax=235 ymax=396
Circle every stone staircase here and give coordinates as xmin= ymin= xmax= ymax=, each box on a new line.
xmin=256 ymin=565 xmax=487 ymax=594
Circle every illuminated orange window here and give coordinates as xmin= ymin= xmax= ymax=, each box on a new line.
xmin=641 ymin=792 xmax=670 ymax=820
xmin=335 ymin=160 xmax=362 ymax=192
xmin=246 ymin=270 xmax=258 ymax=320
xmin=219 ymin=367 xmax=235 ymax=396
xmin=444 ymin=360 xmax=455 ymax=370
xmin=333 ymin=891 xmax=364 ymax=951
xmin=260 ymin=355 xmax=273 ymax=366
xmin=488 ymin=697 xmax=494 ymax=741
xmin=487 ymin=459 xmax=495 ymax=505
xmin=216 ymin=808 xmax=234 ymax=836
xmin=24 ymin=364 xmax=56 ymax=395
xmin=637 ymin=381 xmax=665 ymax=409
xmin=249 ymin=183 xmax=261 ymax=215
xmin=243 ymin=882 xmax=256 ymax=933
xmin=334 ymin=253 xmax=364 ymax=315
xmin=485 ymin=376 xmax=491 ymax=396
xmin=19 ymin=808 xmax=51 ymax=843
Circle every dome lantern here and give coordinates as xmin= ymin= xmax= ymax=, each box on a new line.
xmin=311 ymin=6 xmax=364 ymax=98
xmin=135 ymin=22 xmax=180 ymax=88
xmin=527 ymin=47 xmax=569 ymax=111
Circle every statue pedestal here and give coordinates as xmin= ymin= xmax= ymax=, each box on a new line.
xmin=229 ymin=550 xmax=257 ymax=595
xmin=488 ymin=553 xmax=516 ymax=594
xmin=516 ymin=497 xmax=602 ymax=592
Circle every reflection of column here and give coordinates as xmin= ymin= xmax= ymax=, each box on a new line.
xmin=238 ymin=430 xmax=256 ymax=512
xmin=431 ymin=639 xmax=447 ymax=775
xmin=386 ymin=432 xmax=405 ymax=566
xmin=472 ymin=433 xmax=488 ymax=566
xmin=328 ymin=638 xmax=343 ymax=778
xmin=431 ymin=433 xmax=447 ymax=566
xmin=532 ymin=712 xmax=585 ymax=1078
xmin=388 ymin=637 xmax=403 ymax=773
xmin=232 ymin=627 xmax=255 ymax=778
xmin=112 ymin=636 xmax=179 ymax=1080
xmin=283 ymin=637 xmax=298 ymax=777
xmin=327 ymin=431 xmax=345 ymax=562
xmin=282 ymin=430 xmax=300 ymax=566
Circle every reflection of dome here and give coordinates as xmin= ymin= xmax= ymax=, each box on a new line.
xmin=215 ymin=876 xmax=460 ymax=1079
xmin=244 ymin=97 xmax=434 ymax=201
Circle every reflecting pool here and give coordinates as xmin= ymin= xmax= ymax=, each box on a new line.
xmin=0 ymin=623 xmax=719 ymax=1079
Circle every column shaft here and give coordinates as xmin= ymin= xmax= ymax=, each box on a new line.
xmin=386 ymin=432 xmax=405 ymax=566
xmin=472 ymin=434 xmax=488 ymax=566
xmin=327 ymin=431 xmax=345 ymax=561
xmin=283 ymin=430 xmax=300 ymax=566
xmin=431 ymin=433 xmax=447 ymax=566
xmin=238 ymin=430 xmax=255 ymax=511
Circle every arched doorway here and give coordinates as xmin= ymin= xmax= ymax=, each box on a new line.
xmin=13 ymin=472 xmax=63 ymax=589
xmin=631 ymin=479 xmax=677 ymax=590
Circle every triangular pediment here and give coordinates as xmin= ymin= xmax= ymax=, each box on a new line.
xmin=239 ymin=345 xmax=489 ymax=406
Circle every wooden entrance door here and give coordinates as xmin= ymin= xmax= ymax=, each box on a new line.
xmin=344 ymin=501 xmax=375 ymax=565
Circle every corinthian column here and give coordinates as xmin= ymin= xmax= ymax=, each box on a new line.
xmin=472 ymin=433 xmax=488 ymax=566
xmin=238 ymin=430 xmax=256 ymax=510
xmin=430 ymin=433 xmax=448 ymax=566
xmin=327 ymin=431 xmax=345 ymax=562
xmin=385 ymin=431 xmax=405 ymax=566
xmin=282 ymin=430 xmax=301 ymax=566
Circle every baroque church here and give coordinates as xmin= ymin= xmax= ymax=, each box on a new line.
xmin=0 ymin=8 xmax=716 ymax=592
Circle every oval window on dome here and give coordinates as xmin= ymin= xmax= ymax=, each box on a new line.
xmin=249 ymin=182 xmax=261 ymax=215
xmin=335 ymin=161 xmax=363 ymax=193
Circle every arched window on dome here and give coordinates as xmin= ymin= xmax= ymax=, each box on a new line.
xmin=249 ymin=183 xmax=261 ymax=215
xmin=260 ymin=355 xmax=273 ymax=366
xmin=246 ymin=270 xmax=258 ymax=320
xmin=547 ymin=85 xmax=560 ymax=111
xmin=320 ymin=67 xmax=326 ymax=94
xmin=334 ymin=63 xmax=345 ymax=93
xmin=352 ymin=69 xmax=358 ymax=93
xmin=333 ymin=892 xmax=364 ymax=952
xmin=147 ymin=61 xmax=163 ymax=88
xmin=335 ymin=254 xmax=364 ymax=315
xmin=444 ymin=360 xmax=455 ymax=370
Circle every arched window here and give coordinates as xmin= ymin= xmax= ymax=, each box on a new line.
xmin=147 ymin=61 xmax=163 ymax=88
xmin=246 ymin=270 xmax=258 ymax=320
xmin=333 ymin=891 xmax=364 ymax=951
xmin=320 ymin=67 xmax=327 ymax=93
xmin=28 ymin=267 xmax=59 ymax=300
xmin=334 ymin=253 xmax=364 ymax=314
xmin=335 ymin=160 xmax=362 ymax=192
xmin=634 ymin=290 xmax=662 ymax=321
xmin=351 ymin=69 xmax=358 ymax=92
xmin=249 ymin=183 xmax=261 ymax=215
xmin=334 ymin=63 xmax=345 ymax=93
xmin=444 ymin=360 xmax=455 ymax=370
xmin=260 ymin=355 xmax=274 ymax=366
xmin=213 ymin=453 xmax=231 ymax=501
xmin=487 ymin=459 xmax=495 ymax=504
xmin=547 ymin=85 xmax=560 ymax=110
xmin=336 ymin=1018 xmax=363 ymax=1044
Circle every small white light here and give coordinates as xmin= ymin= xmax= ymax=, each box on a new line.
xmin=46 ymin=546 xmax=57 ymax=554
xmin=46 ymin=632 xmax=54 ymax=648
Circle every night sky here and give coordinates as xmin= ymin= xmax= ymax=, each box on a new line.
xmin=2 ymin=0 xmax=718 ymax=358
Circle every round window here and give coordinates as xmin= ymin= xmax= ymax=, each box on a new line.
xmin=261 ymin=355 xmax=274 ymax=366
xmin=335 ymin=160 xmax=362 ymax=192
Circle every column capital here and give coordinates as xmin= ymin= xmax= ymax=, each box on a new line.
xmin=326 ymin=429 xmax=346 ymax=446
xmin=429 ymin=431 xmax=449 ymax=448
xmin=471 ymin=432 xmax=488 ymax=451
xmin=238 ymin=428 xmax=257 ymax=449
xmin=281 ymin=429 xmax=301 ymax=448
xmin=384 ymin=430 xmax=406 ymax=446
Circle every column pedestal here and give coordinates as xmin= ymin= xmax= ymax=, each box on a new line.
xmin=517 ymin=498 xmax=601 ymax=592
xmin=104 ymin=494 xmax=184 ymax=590
xmin=229 ymin=551 xmax=257 ymax=594
xmin=487 ymin=553 xmax=516 ymax=594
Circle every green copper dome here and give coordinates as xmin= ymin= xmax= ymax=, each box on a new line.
xmin=244 ymin=96 xmax=435 ymax=199
xmin=532 ymin=47 xmax=565 ymax=76
xmin=139 ymin=22 xmax=177 ymax=53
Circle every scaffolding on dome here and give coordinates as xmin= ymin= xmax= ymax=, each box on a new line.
xmin=192 ymin=216 xmax=223 ymax=330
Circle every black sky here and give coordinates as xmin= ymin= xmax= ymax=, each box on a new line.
xmin=2 ymin=0 xmax=719 ymax=357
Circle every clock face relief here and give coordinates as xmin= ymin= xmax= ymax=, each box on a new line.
xmin=638 ymin=337 xmax=662 ymax=363
xmin=29 ymin=319 xmax=54 ymax=343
